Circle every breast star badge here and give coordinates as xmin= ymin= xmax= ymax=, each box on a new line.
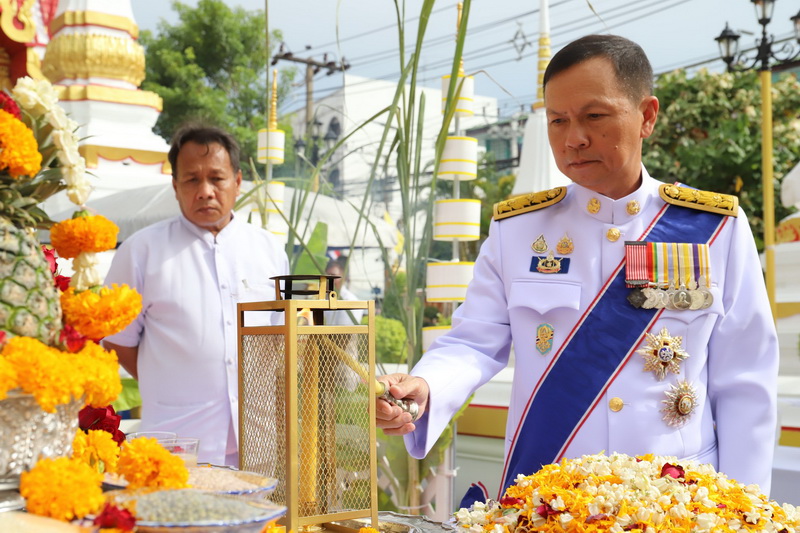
xmin=636 ymin=326 xmax=689 ymax=381
xmin=661 ymin=380 xmax=698 ymax=428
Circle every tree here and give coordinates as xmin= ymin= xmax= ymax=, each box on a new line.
xmin=140 ymin=0 xmax=296 ymax=176
xmin=646 ymin=68 xmax=800 ymax=249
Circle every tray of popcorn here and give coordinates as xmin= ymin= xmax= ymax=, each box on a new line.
xmin=107 ymin=488 xmax=286 ymax=533
xmin=453 ymin=453 xmax=800 ymax=532
xmin=187 ymin=465 xmax=278 ymax=500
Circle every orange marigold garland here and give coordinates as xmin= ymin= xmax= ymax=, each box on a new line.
xmin=60 ymin=285 xmax=142 ymax=340
xmin=19 ymin=457 xmax=105 ymax=521
xmin=117 ymin=437 xmax=189 ymax=490
xmin=49 ymin=214 xmax=118 ymax=259
xmin=0 ymin=108 xmax=42 ymax=179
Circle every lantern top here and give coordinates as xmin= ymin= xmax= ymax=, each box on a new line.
xmin=271 ymin=275 xmax=340 ymax=300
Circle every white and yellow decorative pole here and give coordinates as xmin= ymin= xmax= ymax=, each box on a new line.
xmin=424 ymin=3 xmax=479 ymax=520
xmin=257 ymin=69 xmax=288 ymax=243
xmin=513 ymin=0 xmax=568 ymax=196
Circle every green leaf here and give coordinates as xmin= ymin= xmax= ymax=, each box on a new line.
xmin=112 ymin=378 xmax=142 ymax=412
xmin=291 ymin=222 xmax=328 ymax=275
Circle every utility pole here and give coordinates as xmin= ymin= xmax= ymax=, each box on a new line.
xmin=271 ymin=45 xmax=350 ymax=134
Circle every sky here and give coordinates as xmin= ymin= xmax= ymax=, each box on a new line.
xmin=131 ymin=0 xmax=800 ymax=118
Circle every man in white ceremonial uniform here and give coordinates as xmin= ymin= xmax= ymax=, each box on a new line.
xmin=376 ymin=35 xmax=778 ymax=497
xmin=104 ymin=126 xmax=289 ymax=466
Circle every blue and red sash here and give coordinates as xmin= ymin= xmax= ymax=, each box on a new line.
xmin=499 ymin=201 xmax=730 ymax=494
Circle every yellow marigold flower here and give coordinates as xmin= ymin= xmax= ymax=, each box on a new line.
xmin=118 ymin=437 xmax=189 ymax=490
xmin=50 ymin=214 xmax=119 ymax=258
xmin=20 ymin=457 xmax=104 ymax=521
xmin=61 ymin=285 xmax=142 ymax=339
xmin=0 ymin=109 xmax=42 ymax=179
xmin=2 ymin=336 xmax=79 ymax=412
xmin=72 ymin=429 xmax=120 ymax=474
xmin=359 ymin=528 xmax=380 ymax=533
xmin=71 ymin=341 xmax=121 ymax=406
xmin=0 ymin=356 xmax=18 ymax=400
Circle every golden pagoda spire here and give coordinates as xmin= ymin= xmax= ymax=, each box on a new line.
xmin=269 ymin=69 xmax=278 ymax=130
xmin=457 ymin=3 xmax=465 ymax=77
xmin=533 ymin=0 xmax=552 ymax=110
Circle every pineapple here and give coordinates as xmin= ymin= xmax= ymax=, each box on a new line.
xmin=0 ymin=173 xmax=65 ymax=346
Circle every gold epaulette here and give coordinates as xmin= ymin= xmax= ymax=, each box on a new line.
xmin=659 ymin=184 xmax=739 ymax=217
xmin=493 ymin=187 xmax=567 ymax=221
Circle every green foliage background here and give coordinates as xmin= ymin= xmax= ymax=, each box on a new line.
xmin=140 ymin=0 xmax=296 ymax=177
xmin=646 ymin=69 xmax=800 ymax=250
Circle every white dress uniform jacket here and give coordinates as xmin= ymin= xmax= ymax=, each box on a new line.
xmin=405 ymin=169 xmax=778 ymax=494
xmin=104 ymin=214 xmax=289 ymax=465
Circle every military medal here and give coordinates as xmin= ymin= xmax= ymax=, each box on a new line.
xmin=625 ymin=241 xmax=713 ymax=311
xmin=534 ymin=251 xmax=564 ymax=274
xmin=531 ymin=234 xmax=548 ymax=253
xmin=556 ymin=233 xmax=574 ymax=255
xmin=637 ymin=326 xmax=689 ymax=381
xmin=536 ymin=323 xmax=554 ymax=355
xmin=661 ymin=380 xmax=698 ymax=427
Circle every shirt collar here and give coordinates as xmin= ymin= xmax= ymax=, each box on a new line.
xmin=178 ymin=212 xmax=239 ymax=244
xmin=568 ymin=165 xmax=660 ymax=224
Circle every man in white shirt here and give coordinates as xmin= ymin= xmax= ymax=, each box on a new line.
xmin=104 ymin=126 xmax=289 ymax=466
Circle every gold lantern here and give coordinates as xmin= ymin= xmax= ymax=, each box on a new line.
xmin=237 ymin=275 xmax=379 ymax=532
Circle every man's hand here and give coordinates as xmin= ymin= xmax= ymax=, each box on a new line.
xmin=376 ymin=373 xmax=430 ymax=436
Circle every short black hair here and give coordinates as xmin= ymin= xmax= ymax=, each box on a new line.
xmin=168 ymin=124 xmax=241 ymax=179
xmin=543 ymin=34 xmax=653 ymax=101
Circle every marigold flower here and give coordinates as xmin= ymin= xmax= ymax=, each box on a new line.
xmin=2 ymin=336 xmax=79 ymax=412
xmin=19 ymin=457 xmax=105 ymax=521
xmin=117 ymin=437 xmax=189 ymax=490
xmin=72 ymin=429 xmax=120 ymax=474
xmin=454 ymin=453 xmax=800 ymax=533
xmin=49 ymin=214 xmax=118 ymax=258
xmin=71 ymin=341 xmax=122 ymax=407
xmin=0 ymin=356 xmax=18 ymax=400
xmin=0 ymin=109 xmax=42 ymax=179
xmin=61 ymin=285 xmax=142 ymax=340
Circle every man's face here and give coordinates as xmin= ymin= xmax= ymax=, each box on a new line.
xmin=173 ymin=141 xmax=242 ymax=234
xmin=326 ymin=265 xmax=344 ymax=291
xmin=545 ymin=57 xmax=659 ymax=199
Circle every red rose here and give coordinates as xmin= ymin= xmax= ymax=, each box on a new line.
xmin=660 ymin=462 xmax=685 ymax=479
xmin=93 ymin=504 xmax=136 ymax=531
xmin=79 ymin=405 xmax=125 ymax=445
xmin=55 ymin=274 xmax=71 ymax=291
xmin=60 ymin=323 xmax=88 ymax=352
xmin=0 ymin=93 xmax=21 ymax=120
xmin=536 ymin=503 xmax=562 ymax=518
xmin=499 ymin=496 xmax=524 ymax=507
xmin=41 ymin=245 xmax=58 ymax=275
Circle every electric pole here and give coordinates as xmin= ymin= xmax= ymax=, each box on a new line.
xmin=271 ymin=45 xmax=350 ymax=133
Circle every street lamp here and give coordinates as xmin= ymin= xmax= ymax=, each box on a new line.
xmin=714 ymin=1 xmax=800 ymax=320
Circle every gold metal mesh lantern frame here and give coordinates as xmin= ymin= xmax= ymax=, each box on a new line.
xmin=237 ymin=275 xmax=378 ymax=532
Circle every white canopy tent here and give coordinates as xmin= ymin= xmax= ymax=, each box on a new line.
xmin=42 ymin=183 xmax=398 ymax=298
xmin=44 ymin=182 xmax=398 ymax=249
